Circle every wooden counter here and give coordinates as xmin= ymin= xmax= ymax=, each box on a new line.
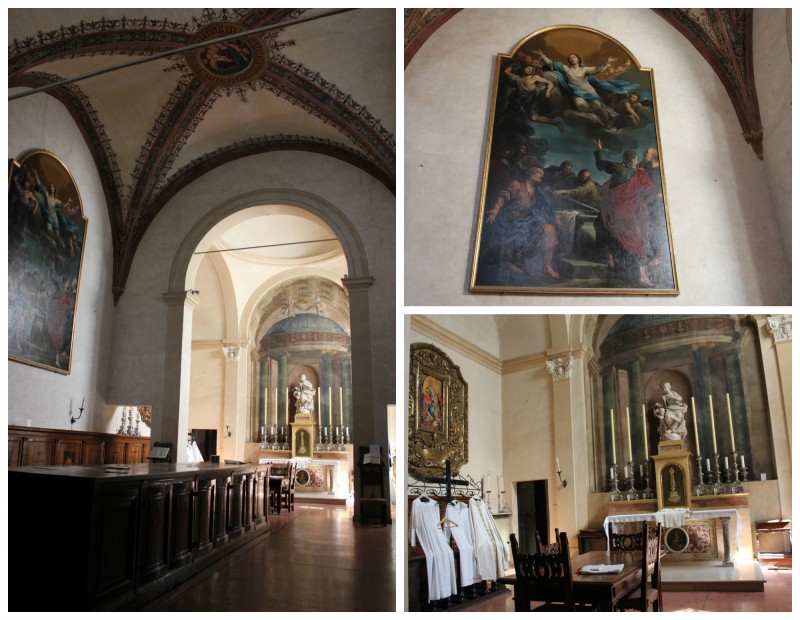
xmin=8 ymin=462 xmax=271 ymax=611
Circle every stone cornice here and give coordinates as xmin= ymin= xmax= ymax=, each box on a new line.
xmin=410 ymin=316 xmax=502 ymax=374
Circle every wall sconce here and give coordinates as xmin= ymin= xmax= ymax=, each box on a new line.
xmin=225 ymin=417 xmax=232 ymax=437
xmin=69 ymin=396 xmax=86 ymax=429
xmin=187 ymin=289 xmax=200 ymax=295
xmin=556 ymin=457 xmax=568 ymax=488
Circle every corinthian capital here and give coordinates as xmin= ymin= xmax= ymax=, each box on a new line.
xmin=767 ymin=315 xmax=792 ymax=343
xmin=546 ymin=354 xmax=573 ymax=382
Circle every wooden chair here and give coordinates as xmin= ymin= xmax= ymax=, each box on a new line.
xmin=269 ymin=463 xmax=289 ymax=514
xmin=617 ymin=523 xmax=663 ymax=612
xmin=281 ymin=462 xmax=296 ymax=512
xmin=608 ymin=521 xmax=646 ymax=551
xmin=510 ymin=532 xmax=598 ymax=612
xmin=536 ymin=528 xmax=562 ymax=555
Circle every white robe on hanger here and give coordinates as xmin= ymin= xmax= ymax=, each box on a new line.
xmin=409 ymin=497 xmax=457 ymax=601
xmin=469 ymin=496 xmax=508 ymax=580
xmin=445 ymin=500 xmax=479 ymax=587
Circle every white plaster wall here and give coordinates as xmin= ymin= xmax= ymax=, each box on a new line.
xmin=405 ymin=317 xmax=504 ymax=492
xmin=192 ymin=256 xmax=226 ymax=341
xmin=189 ymin=346 xmax=227 ymax=456
xmin=753 ymin=8 xmax=792 ymax=258
xmin=405 ymin=8 xmax=790 ymax=305
xmin=8 ymin=90 xmax=116 ymax=431
xmin=108 ymin=151 xmax=395 ymax=439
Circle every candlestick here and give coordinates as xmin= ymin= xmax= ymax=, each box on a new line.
xmin=691 ymin=397 xmax=700 ymax=453
xmin=642 ymin=403 xmax=648 ymax=459
xmin=708 ymin=395 xmax=718 ymax=453
xmin=695 ymin=455 xmax=708 ymax=496
xmin=609 ymin=463 xmax=622 ymax=501
xmin=610 ymin=409 xmax=616 ymax=463
xmin=641 ymin=459 xmax=654 ymax=499
xmin=626 ymin=460 xmax=637 ymax=500
xmin=712 ymin=453 xmax=724 ymax=495
xmin=626 ymin=407 xmax=633 ymax=462
xmin=726 ymin=393 xmax=736 ymax=452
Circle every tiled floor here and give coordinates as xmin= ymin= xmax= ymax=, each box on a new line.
xmin=140 ymin=502 xmax=395 ymax=612
xmin=461 ymin=558 xmax=791 ymax=612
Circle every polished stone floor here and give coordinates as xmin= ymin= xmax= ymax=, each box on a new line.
xmin=460 ymin=557 xmax=792 ymax=612
xmin=140 ymin=502 xmax=395 ymax=612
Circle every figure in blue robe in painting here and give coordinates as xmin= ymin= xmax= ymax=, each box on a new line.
xmin=534 ymin=50 xmax=638 ymax=131
xmin=479 ymin=157 xmax=560 ymax=281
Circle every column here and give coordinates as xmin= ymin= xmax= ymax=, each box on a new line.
xmin=602 ymin=370 xmax=617 ymax=470
xmin=160 ymin=291 xmax=200 ymax=462
xmin=724 ymin=351 xmax=752 ymax=461
xmin=627 ymin=358 xmax=643 ymax=464
xmin=322 ymin=351 xmax=333 ymax=428
xmin=720 ymin=516 xmax=733 ymax=566
xmin=691 ymin=344 xmax=714 ymax=457
xmin=278 ymin=353 xmax=288 ymax=429
xmin=342 ymin=357 xmax=353 ymax=430
xmin=258 ymin=357 xmax=270 ymax=430
xmin=343 ymin=276 xmax=388 ymax=524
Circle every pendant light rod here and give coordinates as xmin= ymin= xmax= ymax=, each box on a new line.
xmin=9 ymin=8 xmax=355 ymax=101
xmin=194 ymin=238 xmax=339 ymax=255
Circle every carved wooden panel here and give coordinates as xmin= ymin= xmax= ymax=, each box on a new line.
xmin=195 ymin=476 xmax=216 ymax=557
xmin=8 ymin=436 xmax=23 ymax=467
xmin=253 ymin=468 xmax=267 ymax=527
xmin=170 ymin=479 xmax=194 ymax=570
xmin=92 ymin=483 xmax=139 ymax=608
xmin=56 ymin=438 xmax=83 ymax=465
xmin=214 ymin=474 xmax=231 ymax=547
xmin=138 ymin=482 xmax=171 ymax=585
xmin=22 ymin=437 xmax=56 ymax=465
xmin=82 ymin=441 xmax=105 ymax=465
xmin=243 ymin=470 xmax=255 ymax=532
xmin=229 ymin=472 xmax=245 ymax=539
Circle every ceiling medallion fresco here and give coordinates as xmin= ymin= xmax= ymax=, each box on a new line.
xmin=186 ymin=22 xmax=269 ymax=87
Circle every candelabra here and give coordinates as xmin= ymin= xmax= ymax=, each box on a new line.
xmin=609 ymin=464 xmax=622 ymax=501
xmin=712 ymin=453 xmax=725 ymax=495
xmin=117 ymin=407 xmax=126 ymax=434
xmin=133 ymin=409 xmax=141 ymax=436
xmin=641 ymin=461 xmax=654 ymax=499
xmin=694 ymin=455 xmax=708 ymax=496
xmin=126 ymin=407 xmax=134 ymax=435
xmin=730 ymin=452 xmax=744 ymax=494
xmin=343 ymin=426 xmax=351 ymax=444
xmin=625 ymin=460 xmax=637 ymax=500
xmin=500 ymin=490 xmax=509 ymax=513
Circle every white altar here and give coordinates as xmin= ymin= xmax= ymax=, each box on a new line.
xmin=604 ymin=508 xmax=741 ymax=566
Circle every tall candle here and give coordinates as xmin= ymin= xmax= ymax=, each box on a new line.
xmin=317 ymin=387 xmax=321 ymax=413
xmin=626 ymin=407 xmax=633 ymax=462
xmin=329 ymin=386 xmax=332 ymax=426
xmin=500 ymin=474 xmax=505 ymax=493
xmin=274 ymin=388 xmax=278 ymax=426
xmin=708 ymin=395 xmax=718 ymax=453
xmin=339 ymin=387 xmax=343 ymax=427
xmin=691 ymin=397 xmax=700 ymax=453
xmin=610 ymin=409 xmax=616 ymax=463
xmin=285 ymin=388 xmax=289 ymax=425
xmin=556 ymin=457 xmax=561 ymax=472
xmin=264 ymin=388 xmax=268 ymax=420
xmin=726 ymin=393 xmax=736 ymax=452
xmin=642 ymin=404 xmax=648 ymax=459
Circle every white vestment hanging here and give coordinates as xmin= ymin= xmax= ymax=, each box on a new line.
xmin=445 ymin=501 xmax=479 ymax=587
xmin=409 ymin=497 xmax=457 ymax=601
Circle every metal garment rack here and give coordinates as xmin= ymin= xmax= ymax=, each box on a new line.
xmin=408 ymin=461 xmax=483 ymax=503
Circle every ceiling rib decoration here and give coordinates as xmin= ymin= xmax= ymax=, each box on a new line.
xmin=9 ymin=8 xmax=395 ymax=303
xmin=404 ymin=8 xmax=763 ymax=158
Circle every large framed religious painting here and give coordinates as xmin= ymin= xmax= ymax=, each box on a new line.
xmin=469 ymin=25 xmax=679 ymax=295
xmin=409 ymin=343 xmax=468 ymax=479
xmin=8 ymin=150 xmax=87 ymax=374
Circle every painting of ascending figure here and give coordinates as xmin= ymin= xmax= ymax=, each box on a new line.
xmin=470 ymin=26 xmax=678 ymax=295
xmin=8 ymin=150 xmax=87 ymax=374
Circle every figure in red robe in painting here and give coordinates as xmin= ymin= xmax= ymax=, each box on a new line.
xmin=593 ymin=139 xmax=657 ymax=287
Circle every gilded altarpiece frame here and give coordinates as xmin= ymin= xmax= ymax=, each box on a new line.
xmin=470 ymin=25 xmax=678 ymax=295
xmin=408 ymin=343 xmax=468 ymax=479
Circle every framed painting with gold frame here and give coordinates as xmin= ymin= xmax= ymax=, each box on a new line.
xmin=469 ymin=25 xmax=678 ymax=295
xmin=8 ymin=150 xmax=87 ymax=374
xmin=409 ymin=343 xmax=468 ymax=479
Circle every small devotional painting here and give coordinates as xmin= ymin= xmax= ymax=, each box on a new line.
xmin=470 ymin=25 xmax=678 ymax=295
xmin=8 ymin=150 xmax=87 ymax=374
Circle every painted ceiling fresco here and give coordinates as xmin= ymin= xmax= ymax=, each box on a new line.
xmin=9 ymin=8 xmax=395 ymax=301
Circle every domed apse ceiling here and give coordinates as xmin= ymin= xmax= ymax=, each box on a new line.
xmin=9 ymin=8 xmax=395 ymax=302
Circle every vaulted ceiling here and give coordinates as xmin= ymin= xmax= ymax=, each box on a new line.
xmin=404 ymin=8 xmax=764 ymax=158
xmin=9 ymin=8 xmax=395 ymax=302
